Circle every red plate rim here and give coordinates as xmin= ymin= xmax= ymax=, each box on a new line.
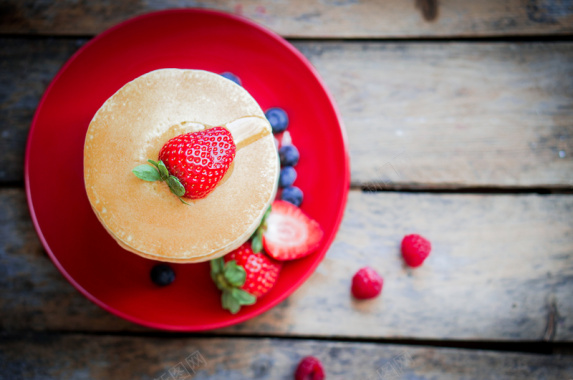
xmin=24 ymin=8 xmax=350 ymax=331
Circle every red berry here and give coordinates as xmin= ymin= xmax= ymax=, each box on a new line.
xmin=263 ymin=201 xmax=324 ymax=261
xmin=351 ymin=267 xmax=383 ymax=299
xmin=224 ymin=242 xmax=281 ymax=298
xmin=401 ymin=234 xmax=431 ymax=267
xmin=159 ymin=126 xmax=236 ymax=199
xmin=295 ymin=356 xmax=325 ymax=380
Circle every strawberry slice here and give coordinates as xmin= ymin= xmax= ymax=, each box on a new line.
xmin=263 ymin=200 xmax=324 ymax=260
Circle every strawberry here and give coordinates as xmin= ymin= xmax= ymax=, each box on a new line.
xmin=224 ymin=243 xmax=282 ymax=297
xmin=211 ymin=242 xmax=281 ymax=314
xmin=263 ymin=200 xmax=323 ymax=261
xmin=159 ymin=126 xmax=236 ymax=199
xmin=132 ymin=126 xmax=236 ymax=203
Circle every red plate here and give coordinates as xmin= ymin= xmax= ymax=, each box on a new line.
xmin=25 ymin=9 xmax=349 ymax=331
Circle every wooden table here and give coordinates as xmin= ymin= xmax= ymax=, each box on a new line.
xmin=2 ymin=1 xmax=573 ymax=378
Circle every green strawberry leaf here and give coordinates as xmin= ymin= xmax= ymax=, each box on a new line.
xmin=157 ymin=160 xmax=170 ymax=180
xmin=177 ymin=197 xmax=192 ymax=206
xmin=136 ymin=160 xmax=190 ymax=205
xmin=263 ymin=205 xmax=272 ymax=221
xmin=132 ymin=165 xmax=161 ymax=181
xmin=212 ymin=276 xmax=224 ymax=291
xmin=167 ymin=176 xmax=185 ymax=197
xmin=231 ymin=288 xmax=256 ymax=306
xmin=210 ymin=258 xmax=226 ymax=288
xmin=147 ymin=159 xmax=160 ymax=169
xmin=223 ymin=260 xmax=246 ymax=287
xmin=252 ymin=205 xmax=272 ymax=242
xmin=222 ymin=290 xmax=240 ymax=314
xmin=211 ymin=258 xmax=224 ymax=275
xmin=251 ymin=232 xmax=263 ymax=253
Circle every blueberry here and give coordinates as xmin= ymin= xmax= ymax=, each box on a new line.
xmin=279 ymin=166 xmax=297 ymax=188
xmin=220 ymin=72 xmax=242 ymax=86
xmin=279 ymin=145 xmax=299 ymax=167
xmin=150 ymin=264 xmax=175 ymax=286
xmin=281 ymin=186 xmax=303 ymax=207
xmin=265 ymin=107 xmax=289 ymax=134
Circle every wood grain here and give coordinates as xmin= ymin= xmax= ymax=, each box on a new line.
xmin=1 ymin=335 xmax=572 ymax=379
xmin=295 ymin=41 xmax=573 ymax=188
xmin=0 ymin=188 xmax=142 ymax=332
xmin=1 ymin=0 xmax=573 ymax=38
xmin=226 ymin=191 xmax=573 ymax=340
xmin=2 ymin=189 xmax=572 ymax=341
xmin=0 ymin=38 xmax=85 ymax=183
xmin=2 ymin=38 xmax=573 ymax=188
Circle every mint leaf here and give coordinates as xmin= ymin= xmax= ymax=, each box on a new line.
xmin=132 ymin=165 xmax=161 ymax=181
xmin=222 ymin=290 xmax=240 ymax=314
xmin=167 ymin=176 xmax=185 ymax=197
xmin=223 ymin=260 xmax=246 ymax=287
xmin=231 ymin=288 xmax=256 ymax=306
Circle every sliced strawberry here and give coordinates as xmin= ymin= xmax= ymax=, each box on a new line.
xmin=263 ymin=200 xmax=324 ymax=261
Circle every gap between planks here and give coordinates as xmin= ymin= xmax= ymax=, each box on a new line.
xmin=1 ymin=34 xmax=573 ymax=42
xmin=352 ymin=184 xmax=573 ymax=194
xmin=3 ymin=182 xmax=573 ymax=195
xmin=3 ymin=330 xmax=570 ymax=356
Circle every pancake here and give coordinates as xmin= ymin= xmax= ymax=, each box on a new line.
xmin=84 ymin=69 xmax=279 ymax=263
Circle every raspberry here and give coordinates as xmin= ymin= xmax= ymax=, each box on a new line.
xmin=351 ymin=267 xmax=383 ymax=299
xmin=295 ymin=356 xmax=325 ymax=380
xmin=401 ymin=234 xmax=431 ymax=267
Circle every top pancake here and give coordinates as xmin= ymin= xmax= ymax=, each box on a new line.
xmin=84 ymin=69 xmax=279 ymax=263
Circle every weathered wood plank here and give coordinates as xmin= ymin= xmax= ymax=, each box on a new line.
xmin=2 ymin=188 xmax=572 ymax=341
xmin=297 ymin=41 xmax=573 ymax=188
xmin=0 ymin=38 xmax=85 ymax=183
xmin=2 ymin=38 xmax=573 ymax=187
xmin=1 ymin=0 xmax=573 ymax=38
xmin=1 ymin=335 xmax=572 ymax=379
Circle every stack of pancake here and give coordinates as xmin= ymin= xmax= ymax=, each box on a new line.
xmin=84 ymin=69 xmax=279 ymax=263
